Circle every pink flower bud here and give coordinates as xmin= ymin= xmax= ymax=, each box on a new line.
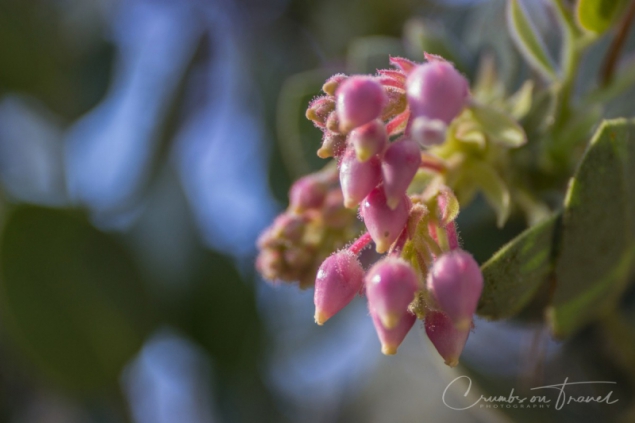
xmin=306 ymin=96 xmax=335 ymax=128
xmin=410 ymin=116 xmax=447 ymax=147
xmin=349 ymin=120 xmax=388 ymax=162
xmin=322 ymin=73 xmax=347 ymax=96
xmin=366 ymin=257 xmax=419 ymax=329
xmin=339 ymin=148 xmax=382 ymax=209
xmin=370 ymin=306 xmax=416 ymax=355
xmin=322 ymin=189 xmax=352 ymax=229
xmin=336 ymin=76 xmax=387 ymax=132
xmin=360 ymin=187 xmax=410 ymax=253
xmin=256 ymin=249 xmax=284 ymax=282
xmin=426 ymin=250 xmax=483 ymax=330
xmin=314 ymin=251 xmax=365 ymax=325
xmin=382 ymin=139 xmax=421 ymax=209
xmin=317 ymin=132 xmax=347 ymax=159
xmin=271 ymin=213 xmax=306 ymax=243
xmin=289 ymin=175 xmax=327 ymax=212
xmin=406 ymin=61 xmax=469 ymax=125
xmin=425 ymin=310 xmax=470 ymax=367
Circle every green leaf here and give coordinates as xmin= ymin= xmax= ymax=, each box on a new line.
xmin=506 ymin=0 xmax=558 ymax=82
xmin=464 ymin=160 xmax=511 ymax=228
xmin=577 ymin=0 xmax=628 ymax=34
xmin=478 ymin=213 xmax=560 ymax=319
xmin=0 ymin=206 xmax=154 ymax=391
xmin=471 ymin=103 xmax=527 ymax=148
xmin=548 ymin=119 xmax=635 ymax=337
xmin=403 ymin=18 xmax=466 ymax=73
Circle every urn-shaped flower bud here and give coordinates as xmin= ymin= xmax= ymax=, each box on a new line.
xmin=426 ymin=250 xmax=483 ymax=330
xmin=382 ymin=139 xmax=421 ymax=209
xmin=360 ymin=187 xmax=409 ymax=253
xmin=425 ymin=310 xmax=470 ymax=367
xmin=339 ymin=148 xmax=382 ymax=208
xmin=314 ymin=251 xmax=365 ymax=325
xmin=371 ymin=307 xmax=416 ymax=355
xmin=406 ymin=62 xmax=469 ymax=125
xmin=317 ymin=132 xmax=347 ymax=159
xmin=322 ymin=73 xmax=347 ymax=96
xmin=366 ymin=257 xmax=419 ymax=329
xmin=306 ymin=96 xmax=335 ymax=128
xmin=336 ymin=76 xmax=387 ymax=132
xmin=410 ymin=116 xmax=447 ymax=147
xmin=326 ymin=112 xmax=342 ymax=134
xmin=271 ymin=213 xmax=306 ymax=243
xmin=349 ymin=120 xmax=388 ymax=162
xmin=289 ymin=175 xmax=327 ymax=212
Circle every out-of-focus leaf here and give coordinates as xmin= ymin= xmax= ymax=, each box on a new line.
xmin=506 ymin=0 xmax=558 ymax=82
xmin=478 ymin=213 xmax=560 ymax=320
xmin=0 ymin=206 xmax=154 ymax=391
xmin=402 ymin=18 xmax=467 ymax=72
xmin=507 ymin=80 xmax=533 ymax=119
xmin=471 ymin=104 xmax=527 ymax=148
xmin=472 ymin=54 xmax=506 ymax=105
xmin=464 ymin=160 xmax=511 ymax=228
xmin=346 ymin=36 xmax=405 ymax=74
xmin=276 ymin=70 xmax=331 ymax=179
xmin=577 ymin=0 xmax=628 ymax=34
xmin=548 ymin=119 xmax=635 ymax=337
xmin=179 ymin=251 xmax=261 ymax=369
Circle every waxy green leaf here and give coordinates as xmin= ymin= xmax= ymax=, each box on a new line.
xmin=478 ymin=213 xmax=560 ymax=319
xmin=506 ymin=0 xmax=558 ymax=82
xmin=0 ymin=206 xmax=154 ymax=391
xmin=577 ymin=0 xmax=628 ymax=34
xmin=548 ymin=119 xmax=635 ymax=337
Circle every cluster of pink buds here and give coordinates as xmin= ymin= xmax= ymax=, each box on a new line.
xmin=257 ymin=166 xmax=359 ymax=288
xmin=260 ymin=53 xmax=484 ymax=366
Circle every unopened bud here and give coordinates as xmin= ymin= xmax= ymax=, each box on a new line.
xmin=366 ymin=257 xmax=419 ymax=330
xmin=406 ymin=61 xmax=469 ymax=125
xmin=306 ymin=96 xmax=335 ymax=127
xmin=410 ymin=116 xmax=447 ymax=147
xmin=317 ymin=132 xmax=347 ymax=159
xmin=370 ymin=306 xmax=416 ymax=355
xmin=314 ymin=251 xmax=365 ymax=325
xmin=349 ymin=120 xmax=388 ymax=162
xmin=425 ymin=310 xmax=470 ymax=367
xmin=256 ymin=249 xmax=285 ymax=282
xmin=289 ymin=175 xmax=328 ymax=212
xmin=326 ymin=111 xmax=342 ymax=134
xmin=426 ymin=250 xmax=483 ymax=330
xmin=382 ymin=139 xmax=421 ymax=209
xmin=360 ymin=187 xmax=410 ymax=253
xmin=340 ymin=148 xmax=382 ymax=208
xmin=322 ymin=73 xmax=347 ymax=96
xmin=272 ymin=213 xmax=306 ymax=243
xmin=336 ymin=76 xmax=387 ymax=132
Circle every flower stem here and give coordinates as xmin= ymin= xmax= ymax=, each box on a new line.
xmin=601 ymin=0 xmax=635 ymax=87
xmin=349 ymin=232 xmax=372 ymax=255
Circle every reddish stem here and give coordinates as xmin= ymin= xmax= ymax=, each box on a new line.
xmin=349 ymin=232 xmax=373 ymax=255
xmin=389 ymin=226 xmax=409 ymax=256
